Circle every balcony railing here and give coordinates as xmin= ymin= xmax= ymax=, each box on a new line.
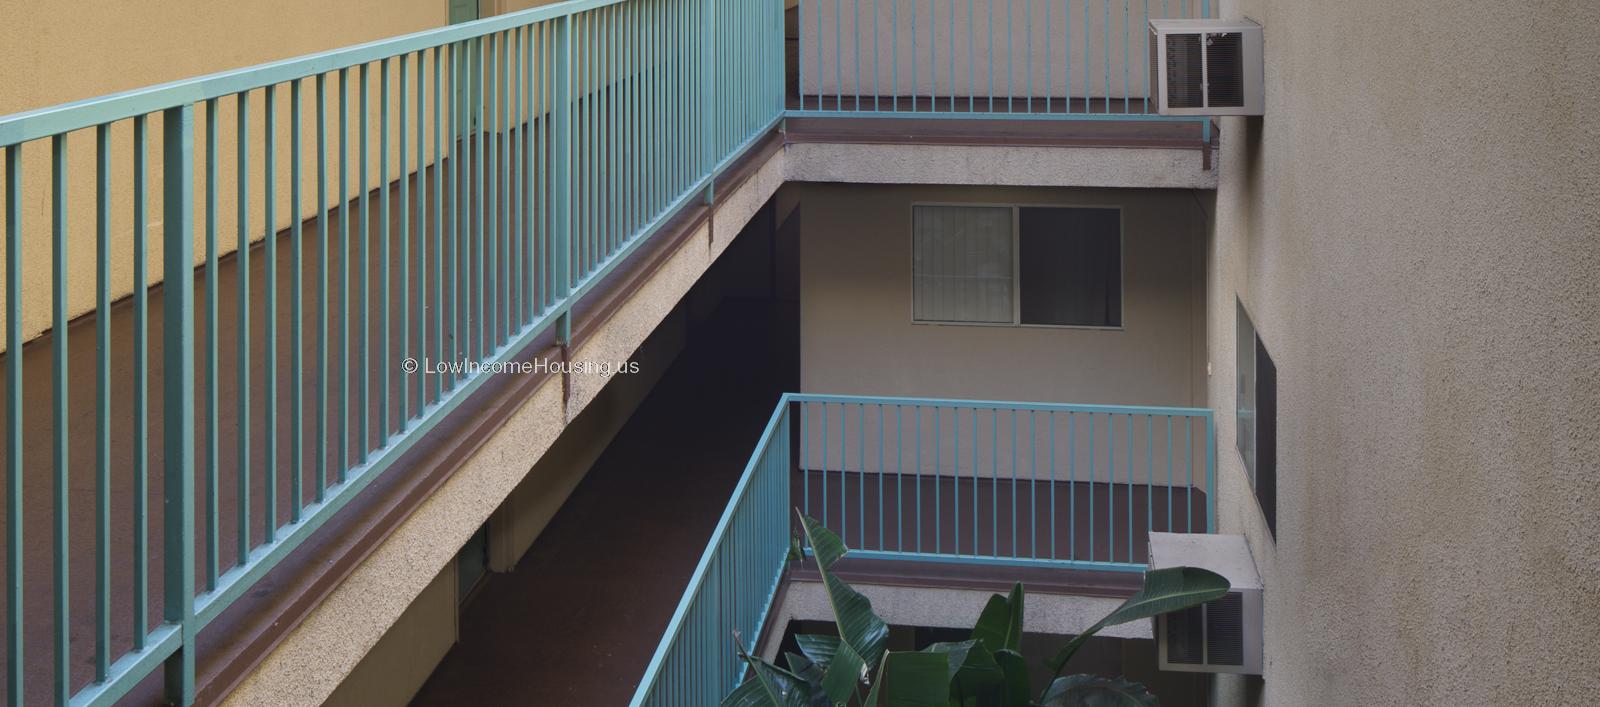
xmin=629 ymin=393 xmax=1215 ymax=706
xmin=0 ymin=1 xmax=782 ymax=704
xmin=0 ymin=1 xmax=1222 ymax=704
xmin=792 ymin=0 xmax=1213 ymax=125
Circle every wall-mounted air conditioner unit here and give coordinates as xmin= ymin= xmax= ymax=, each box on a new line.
xmin=1149 ymin=532 xmax=1264 ymax=675
xmin=1149 ymin=19 xmax=1264 ymax=116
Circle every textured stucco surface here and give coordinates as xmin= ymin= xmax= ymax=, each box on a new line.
xmin=223 ymin=148 xmax=786 ymax=706
xmin=1205 ymin=0 xmax=1600 ymax=704
xmin=0 ymin=0 xmax=445 ymax=343
xmin=785 ymin=143 xmax=1217 ymax=190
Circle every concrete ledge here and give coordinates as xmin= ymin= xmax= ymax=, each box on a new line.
xmin=784 ymin=142 xmax=1217 ymax=190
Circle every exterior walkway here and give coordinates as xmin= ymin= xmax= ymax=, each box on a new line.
xmin=411 ymin=297 xmax=797 ymax=707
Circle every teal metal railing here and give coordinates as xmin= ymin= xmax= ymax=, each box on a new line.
xmin=793 ymin=394 xmax=1215 ymax=570
xmin=792 ymin=0 xmax=1212 ymax=122
xmin=0 ymin=0 xmax=783 ymax=704
xmin=629 ymin=395 xmax=793 ymax=707
xmin=630 ymin=393 xmax=1215 ymax=706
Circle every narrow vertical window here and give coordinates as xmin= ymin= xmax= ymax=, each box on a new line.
xmin=1236 ymin=300 xmax=1277 ymax=536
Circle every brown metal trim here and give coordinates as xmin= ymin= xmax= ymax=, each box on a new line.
xmin=198 ymin=128 xmax=786 ymax=705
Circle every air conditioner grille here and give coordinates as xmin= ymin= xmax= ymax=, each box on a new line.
xmin=1206 ymin=33 xmax=1245 ymax=108
xmin=1164 ymin=33 xmax=1204 ymax=109
xmin=1166 ymin=605 xmax=1205 ymax=664
xmin=1205 ymin=592 xmax=1246 ymax=666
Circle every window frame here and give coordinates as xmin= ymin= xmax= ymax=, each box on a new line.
xmin=908 ymin=202 xmax=1126 ymax=331
xmin=1235 ymin=298 xmax=1277 ymax=539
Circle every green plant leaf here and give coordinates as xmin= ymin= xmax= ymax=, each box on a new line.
xmin=950 ymin=643 xmax=1004 ymax=704
xmin=798 ymin=513 xmax=891 ymax=669
xmin=971 ymin=583 xmax=1025 ymax=653
xmin=725 ymin=637 xmax=817 ymax=707
xmin=784 ymin=651 xmax=825 ymax=690
xmin=1038 ymin=675 xmax=1159 ymax=707
xmin=820 ymin=639 xmax=868 ymax=705
xmin=794 ymin=634 xmax=841 ymax=673
xmin=860 ymin=652 xmax=889 ymax=707
xmin=994 ymin=649 xmax=1031 ymax=707
xmin=921 ymin=640 xmax=976 ymax=686
xmin=880 ymin=651 xmax=953 ymax=707
xmin=1046 ymin=567 xmax=1228 ymax=678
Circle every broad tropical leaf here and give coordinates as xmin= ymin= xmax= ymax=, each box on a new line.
xmin=880 ymin=651 xmax=952 ymax=707
xmin=971 ymin=583 xmax=1025 ymax=653
xmin=921 ymin=640 xmax=976 ymax=685
xmin=1039 ymin=675 xmax=1159 ymax=707
xmin=798 ymin=513 xmax=891 ymax=668
xmin=993 ymin=649 xmax=1031 ymax=707
xmin=794 ymin=634 xmax=841 ymax=673
xmin=724 ymin=635 xmax=819 ymax=707
xmin=1046 ymin=567 xmax=1228 ymax=677
xmin=784 ymin=651 xmax=825 ymax=691
xmin=820 ymin=638 xmax=868 ymax=704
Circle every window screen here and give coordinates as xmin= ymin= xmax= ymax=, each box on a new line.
xmin=1236 ymin=300 xmax=1277 ymax=537
xmin=1018 ymin=207 xmax=1121 ymax=327
xmin=912 ymin=206 xmax=1014 ymax=323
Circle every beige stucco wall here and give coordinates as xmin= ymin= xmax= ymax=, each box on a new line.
xmin=0 ymin=0 xmax=454 ymax=346
xmin=1204 ymin=0 xmax=1600 ymax=704
xmin=798 ymin=183 xmax=1207 ymax=407
xmin=796 ymin=183 xmax=1208 ymax=484
xmin=801 ymin=0 xmax=1208 ymax=99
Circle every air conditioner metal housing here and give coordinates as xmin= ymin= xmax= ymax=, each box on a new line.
xmin=1149 ymin=532 xmax=1264 ymax=674
xmin=1148 ymin=18 xmax=1264 ymax=116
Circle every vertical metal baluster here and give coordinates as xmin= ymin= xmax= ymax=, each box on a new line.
xmin=1123 ymin=0 xmax=1131 ymax=114
xmin=417 ymin=50 xmax=428 ymax=407
xmin=1147 ymin=415 xmax=1154 ymax=546
xmin=485 ymin=35 xmax=497 ymax=352
xmin=991 ymin=408 xmax=998 ymax=557
xmin=953 ymin=407 xmax=960 ymax=554
xmin=802 ymin=401 xmax=810 ymax=520
xmin=204 ymin=99 xmax=220 ymax=591
xmin=474 ymin=43 xmax=485 ymax=362
xmin=1087 ymin=412 xmax=1094 ymax=562
xmin=1068 ymin=411 xmax=1075 ymax=561
xmin=433 ymin=47 xmax=444 ymax=403
xmin=264 ymin=86 xmax=278 ymax=542
xmin=1205 ymin=414 xmax=1216 ymax=534
xmin=931 ymin=406 xmax=939 ymax=553
xmin=1127 ymin=415 xmax=1134 ymax=562
xmin=399 ymin=55 xmax=411 ymax=425
xmin=50 ymin=133 xmax=70 ymax=707
xmin=316 ymin=74 xmax=329 ymax=499
xmin=1030 ymin=410 xmax=1037 ymax=559
xmin=3 ymin=143 xmax=22 ymax=704
xmin=338 ymin=69 xmax=351 ymax=478
xmin=877 ymin=405 xmax=884 ymax=551
xmin=450 ymin=47 xmax=461 ymax=389
xmin=552 ymin=16 xmax=572 ymax=342
xmin=131 ymin=116 xmax=149 ymax=646
xmin=1186 ymin=417 xmax=1192 ymax=533
xmin=94 ymin=122 xmax=113 ymax=681
xmin=1049 ymin=411 xmax=1056 ymax=559
xmin=913 ymin=405 xmax=920 ymax=553
xmin=160 ymin=102 xmax=198 ymax=707
xmin=972 ymin=408 xmax=978 ymax=555
xmin=895 ymin=405 xmax=902 ymax=552
xmin=1166 ymin=416 xmax=1173 ymax=532
xmin=380 ymin=59 xmax=392 ymax=442
xmin=359 ymin=64 xmax=371 ymax=460
xmin=236 ymin=92 xmax=252 ymax=563
xmin=291 ymin=80 xmax=304 ymax=521
xmin=822 ymin=403 xmax=829 ymax=528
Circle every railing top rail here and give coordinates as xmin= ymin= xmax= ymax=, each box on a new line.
xmin=782 ymin=392 xmax=1213 ymax=419
xmin=0 ymin=0 xmax=624 ymax=148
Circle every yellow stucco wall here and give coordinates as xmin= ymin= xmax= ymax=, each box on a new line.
xmin=0 ymin=0 xmax=452 ymax=346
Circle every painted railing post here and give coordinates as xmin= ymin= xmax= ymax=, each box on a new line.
xmin=1205 ymin=412 xmax=1217 ymax=534
xmin=161 ymin=104 xmax=198 ymax=707
xmin=700 ymin=0 xmax=715 ymax=204
xmin=553 ymin=14 xmax=573 ymax=344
